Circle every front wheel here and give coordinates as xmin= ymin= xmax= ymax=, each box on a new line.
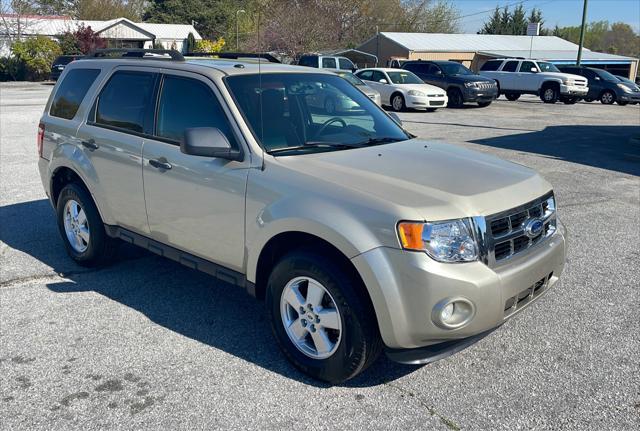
xmin=447 ymin=88 xmax=464 ymax=108
xmin=541 ymin=86 xmax=559 ymax=103
xmin=600 ymin=90 xmax=615 ymax=104
xmin=266 ymin=250 xmax=381 ymax=383
xmin=56 ymin=183 xmax=117 ymax=266
xmin=391 ymin=94 xmax=405 ymax=112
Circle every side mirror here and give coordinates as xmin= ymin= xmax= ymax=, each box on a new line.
xmin=595 ymin=76 xmax=601 ymax=81
xmin=389 ymin=112 xmax=402 ymax=126
xmin=379 ymin=79 xmax=388 ymax=84
xmin=434 ymin=70 xmax=442 ymax=75
xmin=530 ymin=67 xmax=538 ymax=73
xmin=181 ymin=127 xmax=242 ymax=161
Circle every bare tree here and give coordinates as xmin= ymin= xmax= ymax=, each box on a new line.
xmin=1 ymin=0 xmax=41 ymax=47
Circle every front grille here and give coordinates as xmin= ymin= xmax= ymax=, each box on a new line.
xmin=485 ymin=192 xmax=556 ymax=265
xmin=504 ymin=272 xmax=553 ymax=318
xmin=476 ymin=82 xmax=496 ymax=90
xmin=430 ymin=101 xmax=445 ymax=106
xmin=427 ymin=94 xmax=445 ymax=97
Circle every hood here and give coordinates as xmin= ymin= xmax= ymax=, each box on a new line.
xmin=543 ymin=72 xmax=586 ymax=82
xmin=275 ymin=139 xmax=552 ymax=221
xmin=448 ymin=74 xmax=494 ymax=84
xmin=396 ymin=83 xmax=445 ymax=94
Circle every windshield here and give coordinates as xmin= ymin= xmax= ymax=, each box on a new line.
xmin=595 ymin=69 xmax=619 ymax=82
xmin=537 ymin=62 xmax=560 ymax=73
xmin=337 ymin=72 xmax=366 ymax=86
xmin=387 ymin=71 xmax=423 ymax=84
xmin=440 ymin=63 xmax=474 ymax=76
xmin=225 ymin=73 xmax=408 ymax=155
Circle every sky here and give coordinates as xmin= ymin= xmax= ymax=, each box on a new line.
xmin=453 ymin=0 xmax=640 ymax=34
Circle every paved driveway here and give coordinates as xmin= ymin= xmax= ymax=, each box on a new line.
xmin=1 ymin=82 xmax=639 ymax=430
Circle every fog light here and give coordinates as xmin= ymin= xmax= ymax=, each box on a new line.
xmin=432 ymin=298 xmax=475 ymax=329
xmin=441 ymin=303 xmax=455 ymax=322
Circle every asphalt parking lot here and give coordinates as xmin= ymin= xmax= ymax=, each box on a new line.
xmin=1 ymin=82 xmax=639 ymax=430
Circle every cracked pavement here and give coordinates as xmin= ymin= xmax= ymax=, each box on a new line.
xmin=1 ymin=82 xmax=639 ymax=430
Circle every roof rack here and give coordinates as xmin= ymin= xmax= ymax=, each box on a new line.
xmin=187 ymin=51 xmax=281 ymax=63
xmin=87 ymin=48 xmax=185 ymax=61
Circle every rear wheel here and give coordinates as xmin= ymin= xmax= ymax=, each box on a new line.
xmin=56 ymin=183 xmax=117 ymax=267
xmin=600 ymin=90 xmax=615 ymax=104
xmin=505 ymin=92 xmax=520 ymax=101
xmin=391 ymin=93 xmax=405 ymax=112
xmin=266 ymin=250 xmax=381 ymax=383
xmin=540 ymin=85 xmax=559 ymax=103
xmin=447 ymin=88 xmax=464 ymax=108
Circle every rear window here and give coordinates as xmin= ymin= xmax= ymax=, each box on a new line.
xmin=94 ymin=71 xmax=156 ymax=134
xmin=480 ymin=60 xmax=502 ymax=71
xmin=49 ymin=68 xmax=100 ymax=120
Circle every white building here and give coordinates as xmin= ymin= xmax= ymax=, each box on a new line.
xmin=0 ymin=15 xmax=202 ymax=56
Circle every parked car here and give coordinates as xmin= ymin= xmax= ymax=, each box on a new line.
xmin=354 ymin=68 xmax=448 ymax=111
xmin=615 ymin=75 xmax=640 ymax=104
xmin=401 ymin=60 xmax=498 ymax=108
xmin=297 ymin=54 xmax=356 ymax=72
xmin=557 ymin=65 xmax=638 ymax=105
xmin=479 ymin=58 xmax=588 ymax=104
xmin=335 ymin=71 xmax=381 ymax=106
xmin=38 ymin=49 xmax=565 ymax=383
xmin=49 ymin=55 xmax=83 ymax=81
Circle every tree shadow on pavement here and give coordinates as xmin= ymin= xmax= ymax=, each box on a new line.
xmin=0 ymin=199 xmax=420 ymax=388
xmin=468 ymin=124 xmax=640 ymax=176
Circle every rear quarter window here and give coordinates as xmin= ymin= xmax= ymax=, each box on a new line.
xmin=49 ymin=68 xmax=101 ymax=120
xmin=480 ymin=60 xmax=502 ymax=71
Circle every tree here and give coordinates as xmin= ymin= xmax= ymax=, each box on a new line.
xmin=480 ymin=6 xmax=502 ymax=35
xmin=1 ymin=0 xmax=40 ymax=44
xmin=57 ymin=25 xmax=106 ymax=54
xmin=554 ymin=21 xmax=639 ymax=59
xmin=144 ymin=0 xmax=236 ymax=40
xmin=479 ymin=4 xmax=548 ymax=35
xmin=74 ymin=0 xmax=145 ymax=21
xmin=11 ymin=35 xmax=61 ymax=80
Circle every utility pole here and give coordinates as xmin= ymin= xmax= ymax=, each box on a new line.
xmin=236 ymin=9 xmax=246 ymax=51
xmin=577 ymin=0 xmax=588 ymax=65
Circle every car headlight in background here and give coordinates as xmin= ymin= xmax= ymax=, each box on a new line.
xmin=617 ymin=83 xmax=632 ymax=92
xmin=397 ymin=219 xmax=478 ymax=263
xmin=408 ymin=90 xmax=427 ymax=97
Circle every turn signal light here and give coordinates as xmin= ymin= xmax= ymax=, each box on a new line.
xmin=397 ymin=222 xmax=424 ymax=250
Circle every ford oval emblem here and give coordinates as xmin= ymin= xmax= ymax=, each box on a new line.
xmin=524 ymin=218 xmax=544 ymax=238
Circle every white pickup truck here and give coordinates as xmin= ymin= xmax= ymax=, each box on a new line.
xmin=479 ymin=58 xmax=588 ymax=104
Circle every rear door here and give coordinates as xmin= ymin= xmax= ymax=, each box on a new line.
xmin=498 ymin=60 xmax=520 ymax=90
xmin=76 ymin=68 xmax=157 ymax=234
xmin=141 ymin=71 xmax=249 ymax=271
xmin=581 ymin=69 xmax=602 ymax=99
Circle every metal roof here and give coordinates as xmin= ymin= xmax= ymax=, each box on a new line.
xmin=375 ymin=32 xmax=637 ymax=61
xmin=478 ymin=50 xmax=636 ymax=62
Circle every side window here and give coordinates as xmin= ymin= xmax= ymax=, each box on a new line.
xmin=338 ymin=58 xmax=354 ymax=70
xmin=357 ymin=70 xmax=373 ymax=81
xmin=371 ymin=71 xmax=386 ymax=82
xmin=583 ymin=69 xmax=596 ymax=79
xmin=95 ymin=71 xmax=156 ymax=134
xmin=156 ymin=75 xmax=237 ymax=147
xmin=427 ymin=64 xmax=442 ymax=75
xmin=480 ymin=60 xmax=501 ymax=71
xmin=298 ymin=56 xmax=317 ymax=67
xmin=321 ymin=57 xmax=337 ymax=69
xmin=50 ymin=69 xmax=100 ymax=120
xmin=406 ymin=63 xmax=427 ymax=74
xmin=519 ymin=61 xmax=537 ymax=73
xmin=502 ymin=61 xmax=519 ymax=72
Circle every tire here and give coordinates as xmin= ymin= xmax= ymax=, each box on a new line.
xmin=447 ymin=87 xmax=464 ymax=108
xmin=540 ymin=85 xmax=559 ymax=103
xmin=426 ymin=108 xmax=437 ymax=112
xmin=56 ymin=182 xmax=117 ymax=267
xmin=324 ymin=97 xmax=336 ymax=114
xmin=562 ymin=96 xmax=579 ymax=105
xmin=505 ymin=92 xmax=520 ymax=101
xmin=266 ymin=249 xmax=382 ymax=384
xmin=391 ymin=93 xmax=405 ymax=112
xmin=600 ymin=90 xmax=615 ymax=105
xmin=584 ymin=97 xmax=594 ymax=102
xmin=477 ymin=101 xmax=492 ymax=108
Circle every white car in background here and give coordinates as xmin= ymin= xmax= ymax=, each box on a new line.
xmin=354 ymin=68 xmax=448 ymax=111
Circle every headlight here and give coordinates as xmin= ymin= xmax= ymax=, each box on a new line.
xmin=617 ymin=83 xmax=632 ymax=92
xmin=464 ymin=82 xmax=478 ymax=88
xmin=561 ymin=78 xmax=570 ymax=85
xmin=397 ymin=219 xmax=478 ymax=263
xmin=408 ymin=90 xmax=426 ymax=97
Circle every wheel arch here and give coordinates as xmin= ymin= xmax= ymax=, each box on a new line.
xmin=539 ymin=79 xmax=560 ymax=92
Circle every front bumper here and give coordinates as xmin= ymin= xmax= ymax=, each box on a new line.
xmin=560 ymin=84 xmax=588 ymax=96
xmin=463 ymin=86 xmax=498 ymax=102
xmin=406 ymin=94 xmax=448 ymax=109
xmin=351 ymin=230 xmax=565 ymax=351
xmin=618 ymin=91 xmax=640 ymax=102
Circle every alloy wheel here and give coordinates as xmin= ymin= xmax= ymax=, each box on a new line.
xmin=392 ymin=95 xmax=404 ymax=111
xmin=63 ymin=199 xmax=90 ymax=253
xmin=280 ymin=276 xmax=342 ymax=360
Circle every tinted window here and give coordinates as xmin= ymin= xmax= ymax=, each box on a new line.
xmin=298 ymin=56 xmax=317 ymax=67
xmin=322 ymin=57 xmax=337 ymax=69
xmin=520 ymin=61 xmax=538 ymax=73
xmin=502 ymin=61 xmax=519 ymax=72
xmin=480 ymin=60 xmax=501 ymax=71
xmin=582 ymin=69 xmax=597 ymax=79
xmin=404 ymin=63 xmax=428 ymax=74
xmin=156 ymin=75 xmax=236 ymax=146
xmin=338 ymin=58 xmax=354 ymax=70
xmin=371 ymin=71 xmax=387 ymax=82
xmin=387 ymin=71 xmax=423 ymax=84
xmin=95 ymin=71 xmax=156 ymax=133
xmin=50 ymin=68 xmax=100 ymax=120
xmin=357 ymin=70 xmax=373 ymax=81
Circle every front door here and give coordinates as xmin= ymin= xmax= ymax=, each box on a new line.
xmin=142 ymin=72 xmax=250 ymax=271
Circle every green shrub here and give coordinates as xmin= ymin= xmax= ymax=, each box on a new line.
xmin=12 ymin=36 xmax=62 ymax=81
xmin=193 ymin=38 xmax=225 ymax=53
xmin=0 ymin=56 xmax=26 ymax=81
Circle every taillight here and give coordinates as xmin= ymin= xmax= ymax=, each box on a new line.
xmin=37 ymin=122 xmax=45 ymax=157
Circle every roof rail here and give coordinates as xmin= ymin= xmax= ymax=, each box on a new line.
xmin=186 ymin=51 xmax=281 ymax=63
xmin=87 ymin=48 xmax=185 ymax=61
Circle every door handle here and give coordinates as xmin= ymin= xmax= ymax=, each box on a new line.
xmin=149 ymin=158 xmax=172 ymax=170
xmin=81 ymin=139 xmax=99 ymax=150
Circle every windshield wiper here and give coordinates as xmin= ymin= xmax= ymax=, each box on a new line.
xmin=268 ymin=141 xmax=358 ymax=155
xmin=356 ymin=137 xmax=405 ymax=147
